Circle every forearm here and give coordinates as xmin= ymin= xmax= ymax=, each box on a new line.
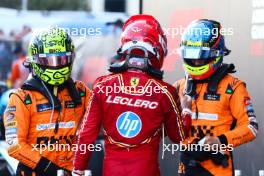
xmin=181 ymin=109 xmax=192 ymax=138
xmin=8 ymin=141 xmax=62 ymax=174
xmin=74 ymin=90 xmax=102 ymax=170
xmin=8 ymin=143 xmax=41 ymax=169
xmin=73 ymin=140 xmax=92 ymax=170
xmin=218 ymin=124 xmax=257 ymax=147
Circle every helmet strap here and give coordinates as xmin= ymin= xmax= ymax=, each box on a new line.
xmin=207 ymin=63 xmax=235 ymax=94
xmin=110 ymin=46 xmax=164 ymax=79
xmin=109 ymin=53 xmax=164 ymax=79
xmin=224 ymin=48 xmax=231 ymax=56
xmin=146 ymin=67 xmax=163 ymax=80
xmin=184 ymin=75 xmax=197 ymax=97
xmin=53 ymin=86 xmax=58 ymax=96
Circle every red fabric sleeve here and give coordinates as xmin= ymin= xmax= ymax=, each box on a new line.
xmin=73 ymin=91 xmax=103 ymax=170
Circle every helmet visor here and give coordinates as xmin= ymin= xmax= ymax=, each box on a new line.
xmin=31 ymin=52 xmax=74 ymax=67
xmin=180 ymin=46 xmax=222 ymax=59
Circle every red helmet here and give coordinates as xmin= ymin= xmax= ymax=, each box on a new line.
xmin=119 ymin=14 xmax=167 ymax=70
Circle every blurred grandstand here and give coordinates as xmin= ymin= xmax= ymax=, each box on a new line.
xmin=0 ymin=7 xmax=128 ymax=87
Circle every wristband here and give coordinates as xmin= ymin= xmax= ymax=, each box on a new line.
xmin=72 ymin=169 xmax=85 ymax=176
xmin=182 ymin=108 xmax=192 ymax=115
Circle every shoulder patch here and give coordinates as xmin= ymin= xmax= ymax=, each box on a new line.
xmin=24 ymin=94 xmax=32 ymax=105
xmin=75 ymin=80 xmax=88 ymax=97
xmin=78 ymin=88 xmax=86 ymax=97
xmin=225 ymin=84 xmax=234 ymax=94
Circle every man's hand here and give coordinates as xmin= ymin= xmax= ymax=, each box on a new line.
xmin=180 ymin=95 xmax=192 ymax=138
xmin=204 ymin=136 xmax=221 ymax=151
xmin=180 ymin=94 xmax=192 ymax=111
xmin=72 ymin=169 xmax=85 ymax=176
xmin=35 ymin=157 xmax=62 ymax=176
xmin=204 ymin=136 xmax=221 ymax=146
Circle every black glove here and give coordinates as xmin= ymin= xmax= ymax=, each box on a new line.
xmin=35 ymin=157 xmax=62 ymax=176
xmin=182 ymin=142 xmax=211 ymax=162
xmin=211 ymin=152 xmax=229 ymax=167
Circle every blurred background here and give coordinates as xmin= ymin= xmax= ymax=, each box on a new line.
xmin=0 ymin=0 xmax=263 ymax=175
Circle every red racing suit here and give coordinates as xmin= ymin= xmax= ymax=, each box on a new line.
xmin=74 ymin=71 xmax=190 ymax=176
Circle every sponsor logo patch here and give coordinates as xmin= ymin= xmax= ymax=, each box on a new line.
xmin=5 ymin=134 xmax=18 ymax=140
xmin=65 ymin=101 xmax=76 ymax=108
xmin=106 ymin=95 xmax=158 ymax=109
xmin=244 ymin=98 xmax=252 ymax=106
xmin=5 ymin=128 xmax=17 ymax=135
xmin=36 ymin=121 xmax=75 ymax=131
xmin=5 ymin=121 xmax=17 ymax=128
xmin=36 ymin=135 xmax=75 ymax=145
xmin=246 ymin=105 xmax=254 ymax=112
xmin=247 ymin=111 xmax=256 ymax=117
xmin=131 ymin=26 xmax=142 ymax=33
xmin=203 ymin=93 xmax=220 ymax=101
xmin=191 ymin=112 xmax=218 ymax=121
xmin=6 ymin=136 xmax=18 ymax=145
xmin=5 ymin=113 xmax=15 ymax=122
xmin=36 ymin=103 xmax=52 ymax=112
xmin=116 ymin=111 xmax=142 ymax=138
xmin=244 ymin=98 xmax=255 ymax=117
xmin=130 ymin=77 xmax=140 ymax=87
xmin=5 ymin=106 xmax=16 ymax=113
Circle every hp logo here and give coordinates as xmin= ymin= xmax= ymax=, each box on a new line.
xmin=116 ymin=111 xmax=142 ymax=138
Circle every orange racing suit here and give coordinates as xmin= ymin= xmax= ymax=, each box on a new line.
xmin=4 ymin=76 xmax=90 ymax=175
xmin=175 ymin=67 xmax=258 ymax=176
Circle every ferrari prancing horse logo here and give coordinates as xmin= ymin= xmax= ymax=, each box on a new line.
xmin=130 ymin=77 xmax=139 ymax=87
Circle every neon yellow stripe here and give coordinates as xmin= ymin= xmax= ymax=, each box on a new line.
xmin=183 ymin=63 xmax=209 ymax=76
xmin=184 ymin=57 xmax=221 ymax=76
xmin=186 ymin=41 xmax=202 ymax=47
